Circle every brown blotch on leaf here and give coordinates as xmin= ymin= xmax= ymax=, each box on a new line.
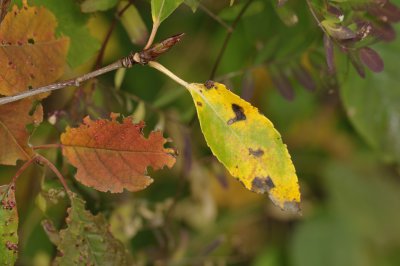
xmin=196 ymin=101 xmax=203 ymax=107
xmin=5 ymin=241 xmax=18 ymax=251
xmin=227 ymin=104 xmax=246 ymax=125
xmin=249 ymin=148 xmax=264 ymax=157
xmin=251 ymin=176 xmax=275 ymax=193
xmin=204 ymin=80 xmax=216 ymax=89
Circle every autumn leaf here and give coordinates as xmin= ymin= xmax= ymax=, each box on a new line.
xmin=60 ymin=114 xmax=176 ymax=193
xmin=0 ymin=2 xmax=69 ymax=96
xmin=188 ymin=81 xmax=300 ymax=212
xmin=0 ymin=184 xmax=18 ymax=265
xmin=53 ymin=193 xmax=131 ymax=265
xmin=0 ymin=0 xmax=10 ymax=23
xmin=0 ymin=99 xmax=42 ymax=165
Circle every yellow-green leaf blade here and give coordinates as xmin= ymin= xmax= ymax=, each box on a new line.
xmin=188 ymin=81 xmax=300 ymax=212
xmin=0 ymin=185 xmax=18 ymax=265
xmin=151 ymin=0 xmax=183 ymax=24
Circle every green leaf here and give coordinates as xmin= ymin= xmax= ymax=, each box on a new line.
xmin=118 ymin=1 xmax=148 ymax=45
xmin=81 ymin=0 xmax=118 ymax=13
xmin=53 ymin=193 xmax=131 ymax=265
xmin=291 ymin=157 xmax=400 ymax=266
xmin=151 ymin=0 xmax=184 ymax=24
xmin=0 ymin=184 xmax=18 ymax=265
xmin=15 ymin=0 xmax=100 ymax=67
xmin=188 ymin=81 xmax=300 ymax=212
xmin=340 ymin=26 xmax=400 ymax=163
xmin=184 ymin=0 xmax=199 ymax=12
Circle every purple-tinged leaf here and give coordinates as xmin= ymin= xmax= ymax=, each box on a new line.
xmin=368 ymin=2 xmax=400 ymax=23
xmin=322 ymin=20 xmax=356 ymax=40
xmin=359 ymin=47 xmax=384 ymax=73
xmin=324 ymin=34 xmax=335 ymax=74
xmin=271 ymin=72 xmax=295 ymax=101
xmin=349 ymin=53 xmax=366 ymax=79
xmin=292 ymin=65 xmax=316 ymax=92
xmin=355 ymin=21 xmax=372 ymax=41
xmin=371 ymin=22 xmax=396 ymax=42
xmin=327 ymin=5 xmax=344 ymax=21
xmin=330 ymin=26 xmax=357 ymax=40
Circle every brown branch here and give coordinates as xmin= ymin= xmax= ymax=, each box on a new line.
xmin=209 ymin=0 xmax=254 ymax=79
xmin=0 ymin=34 xmax=185 ymax=106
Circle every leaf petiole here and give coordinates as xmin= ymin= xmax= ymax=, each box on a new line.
xmin=148 ymin=61 xmax=190 ymax=88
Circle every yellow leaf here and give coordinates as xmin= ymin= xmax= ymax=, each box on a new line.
xmin=189 ymin=81 xmax=301 ymax=212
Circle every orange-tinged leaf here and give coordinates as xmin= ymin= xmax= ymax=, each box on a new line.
xmin=0 ymin=2 xmax=69 ymax=96
xmin=0 ymin=99 xmax=42 ymax=165
xmin=60 ymin=114 xmax=176 ymax=193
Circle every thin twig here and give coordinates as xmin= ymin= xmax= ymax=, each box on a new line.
xmin=95 ymin=1 xmax=132 ymax=68
xmin=12 ymin=156 xmax=37 ymax=184
xmin=209 ymin=0 xmax=254 ymax=79
xmin=36 ymin=155 xmax=71 ymax=194
xmin=0 ymin=34 xmax=185 ymax=106
xmin=0 ymin=61 xmax=124 ymax=105
xmin=33 ymin=144 xmax=62 ymax=150
xmin=199 ymin=3 xmax=232 ymax=31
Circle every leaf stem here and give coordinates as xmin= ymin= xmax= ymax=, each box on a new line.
xmin=33 ymin=144 xmax=62 ymax=150
xmin=148 ymin=61 xmax=189 ymax=88
xmin=36 ymin=155 xmax=71 ymax=195
xmin=145 ymin=22 xmax=160 ymax=50
xmin=12 ymin=155 xmax=37 ymax=184
xmin=209 ymin=0 xmax=254 ymax=79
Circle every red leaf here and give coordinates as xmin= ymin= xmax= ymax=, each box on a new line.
xmin=60 ymin=114 xmax=177 ymax=193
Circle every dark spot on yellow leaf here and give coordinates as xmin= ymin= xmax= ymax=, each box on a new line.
xmin=28 ymin=38 xmax=35 ymax=44
xmin=227 ymin=104 xmax=246 ymax=125
xmin=249 ymin=148 xmax=264 ymax=157
xmin=251 ymin=176 xmax=275 ymax=193
xmin=204 ymin=80 xmax=216 ymax=89
xmin=196 ymin=101 xmax=203 ymax=107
